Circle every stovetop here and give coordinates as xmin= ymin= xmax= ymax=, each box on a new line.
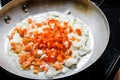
xmin=0 ymin=0 xmax=120 ymax=80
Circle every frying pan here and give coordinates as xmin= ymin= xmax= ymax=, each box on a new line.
xmin=0 ymin=0 xmax=110 ymax=79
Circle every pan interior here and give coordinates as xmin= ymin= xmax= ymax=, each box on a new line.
xmin=0 ymin=0 xmax=109 ymax=79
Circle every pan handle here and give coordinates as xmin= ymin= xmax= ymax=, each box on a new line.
xmin=91 ymin=0 xmax=104 ymax=7
xmin=97 ymin=0 xmax=104 ymax=6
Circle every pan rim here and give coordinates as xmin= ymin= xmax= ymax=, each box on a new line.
xmin=0 ymin=0 xmax=110 ymax=79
